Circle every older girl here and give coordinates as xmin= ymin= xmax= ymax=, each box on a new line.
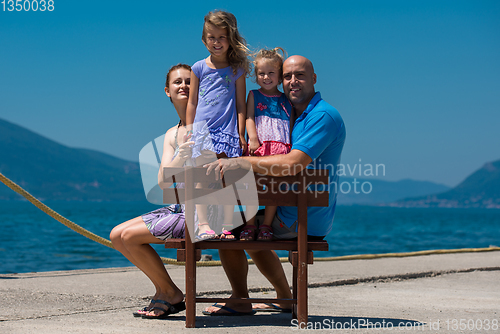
xmin=186 ymin=10 xmax=250 ymax=240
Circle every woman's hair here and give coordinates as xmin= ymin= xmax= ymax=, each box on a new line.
xmin=253 ymin=47 xmax=287 ymax=83
xmin=202 ymin=10 xmax=250 ymax=75
xmin=165 ymin=63 xmax=191 ymax=89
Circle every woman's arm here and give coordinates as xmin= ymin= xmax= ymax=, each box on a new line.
xmin=245 ymin=91 xmax=260 ymax=155
xmin=157 ymin=127 xmax=194 ymax=188
xmin=185 ymin=71 xmax=199 ymax=128
xmin=235 ymin=74 xmax=247 ymax=154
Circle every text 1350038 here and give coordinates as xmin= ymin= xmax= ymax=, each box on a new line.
xmin=2 ymin=0 xmax=54 ymax=11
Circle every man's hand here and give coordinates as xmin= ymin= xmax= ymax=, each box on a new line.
xmin=204 ymin=158 xmax=241 ymax=180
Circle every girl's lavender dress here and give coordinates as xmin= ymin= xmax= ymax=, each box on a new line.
xmin=191 ymin=59 xmax=244 ymax=159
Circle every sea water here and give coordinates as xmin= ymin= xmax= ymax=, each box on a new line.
xmin=0 ymin=201 xmax=499 ymax=274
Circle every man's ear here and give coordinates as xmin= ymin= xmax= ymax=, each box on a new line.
xmin=313 ymin=73 xmax=317 ymax=85
xmin=165 ymin=87 xmax=171 ymax=97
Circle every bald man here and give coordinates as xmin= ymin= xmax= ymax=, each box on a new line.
xmin=204 ymin=55 xmax=346 ymax=315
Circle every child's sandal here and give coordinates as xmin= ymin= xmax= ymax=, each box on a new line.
xmin=196 ymin=223 xmax=218 ymax=241
xmin=239 ymin=225 xmax=257 ymax=241
xmin=257 ymin=225 xmax=273 ymax=241
xmin=220 ymin=224 xmax=236 ymax=241
xmin=196 ymin=230 xmax=218 ymax=241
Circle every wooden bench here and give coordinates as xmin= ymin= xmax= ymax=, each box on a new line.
xmin=162 ymin=167 xmax=329 ymax=328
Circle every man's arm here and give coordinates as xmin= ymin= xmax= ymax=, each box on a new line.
xmin=205 ymin=149 xmax=312 ymax=179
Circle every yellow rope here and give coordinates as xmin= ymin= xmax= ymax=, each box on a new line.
xmin=1 ymin=171 xmax=499 ymax=268
xmin=310 ymin=246 xmax=500 ymax=262
xmin=0 ymin=172 xmax=181 ymax=265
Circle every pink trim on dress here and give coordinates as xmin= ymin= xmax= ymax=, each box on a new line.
xmin=254 ymin=141 xmax=291 ymax=156
xmin=258 ymin=89 xmax=282 ymax=98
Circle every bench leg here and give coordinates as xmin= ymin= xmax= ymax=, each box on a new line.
xmin=292 ymin=263 xmax=297 ymax=319
xmin=297 ymin=261 xmax=307 ymax=326
xmin=184 ymin=168 xmax=197 ymax=328
xmin=185 ymin=227 xmax=196 ymax=327
xmin=297 ymin=190 xmax=308 ymax=326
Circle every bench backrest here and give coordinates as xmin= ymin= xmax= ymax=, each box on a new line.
xmin=161 ymin=167 xmax=330 ymax=208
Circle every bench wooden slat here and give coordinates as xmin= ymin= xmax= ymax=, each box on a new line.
xmin=163 ymin=167 xmax=250 ymax=183
xmin=162 ymin=189 xmax=329 ymax=207
xmin=163 ymin=167 xmax=329 ymax=185
xmin=195 ymin=297 xmax=296 ymax=304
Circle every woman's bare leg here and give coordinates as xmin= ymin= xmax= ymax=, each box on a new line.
xmin=110 ymin=218 xmax=161 ymax=292
xmin=110 ymin=217 xmax=184 ymax=315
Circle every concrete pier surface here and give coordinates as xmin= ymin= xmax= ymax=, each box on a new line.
xmin=1 ymin=251 xmax=499 ymax=333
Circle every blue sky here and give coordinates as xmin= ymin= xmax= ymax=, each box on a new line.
xmin=1 ymin=0 xmax=499 ymax=187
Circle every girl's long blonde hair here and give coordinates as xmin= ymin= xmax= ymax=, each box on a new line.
xmin=202 ymin=10 xmax=250 ymax=75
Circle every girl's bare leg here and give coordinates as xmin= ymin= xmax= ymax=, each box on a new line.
xmin=195 ymin=204 xmax=212 ymax=235
xmin=256 ymin=206 xmax=277 ymax=241
xmin=220 ymin=204 xmax=236 ymax=240
xmin=262 ymin=206 xmax=277 ymax=226
xmin=239 ymin=205 xmax=258 ymax=241
xmin=194 ymin=153 xmax=218 ymax=236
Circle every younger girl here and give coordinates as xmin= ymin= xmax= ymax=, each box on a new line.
xmin=186 ymin=10 xmax=250 ymax=240
xmin=240 ymin=47 xmax=292 ymax=241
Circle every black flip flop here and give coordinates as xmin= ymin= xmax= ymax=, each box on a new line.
xmin=132 ymin=299 xmax=156 ymax=317
xmin=253 ymin=303 xmax=292 ymax=313
xmin=142 ymin=300 xmax=186 ymax=319
xmin=202 ymin=303 xmax=256 ymax=316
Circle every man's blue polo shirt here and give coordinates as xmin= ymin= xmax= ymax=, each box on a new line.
xmin=276 ymin=92 xmax=346 ymax=236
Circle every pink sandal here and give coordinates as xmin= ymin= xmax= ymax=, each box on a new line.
xmin=239 ymin=225 xmax=257 ymax=241
xmin=220 ymin=224 xmax=236 ymax=241
xmin=257 ymin=225 xmax=273 ymax=241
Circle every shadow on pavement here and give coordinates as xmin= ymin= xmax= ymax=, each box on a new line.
xmin=152 ymin=313 xmax=424 ymax=329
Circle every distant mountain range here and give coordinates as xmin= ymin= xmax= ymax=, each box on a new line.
xmin=336 ymin=177 xmax=450 ymax=205
xmin=389 ymin=159 xmax=500 ymax=209
xmin=0 ymin=118 xmax=144 ymax=201
xmin=2 ymin=118 xmax=494 ymax=207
